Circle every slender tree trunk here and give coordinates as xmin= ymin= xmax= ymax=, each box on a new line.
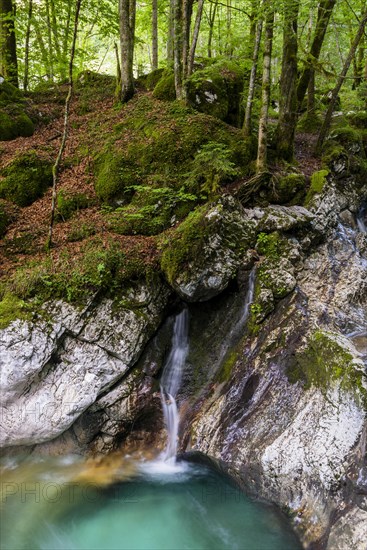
xmin=152 ymin=0 xmax=158 ymax=69
xmin=45 ymin=0 xmax=54 ymax=80
xmin=297 ymin=0 xmax=336 ymax=110
xmin=182 ymin=0 xmax=193 ymax=80
xmin=23 ymin=0 xmax=33 ymax=92
xmin=207 ymin=0 xmax=217 ymax=57
xmin=256 ymin=6 xmax=274 ymax=173
xmin=316 ymin=9 xmax=367 ymax=153
xmin=243 ymin=16 xmax=262 ymax=137
xmin=0 ymin=0 xmax=18 ymax=86
xmin=167 ymin=0 xmax=175 ymax=64
xmin=276 ymin=0 xmax=300 ymax=161
xmin=47 ymin=0 xmax=82 ymax=250
xmin=119 ymin=0 xmax=136 ymax=103
xmin=307 ymin=69 xmax=315 ymax=114
xmin=173 ymin=0 xmax=184 ymax=98
xmin=188 ymin=0 xmax=204 ymax=76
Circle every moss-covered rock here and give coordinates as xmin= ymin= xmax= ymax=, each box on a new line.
xmin=93 ymin=95 xmax=252 ymax=205
xmin=160 ymin=196 xmax=256 ymax=301
xmin=305 ymin=169 xmax=329 ymax=205
xmin=348 ymin=111 xmax=367 ymax=130
xmin=297 ymin=112 xmax=323 ymax=133
xmin=186 ymin=59 xmax=244 ymax=125
xmin=152 ymin=71 xmax=176 ymax=101
xmin=0 ymin=151 xmax=53 ymax=206
xmin=0 ymin=79 xmax=34 ymax=140
xmin=56 ymin=191 xmax=92 ymax=221
xmin=0 ymin=292 xmax=31 ymax=329
xmin=144 ymin=68 xmax=165 ymax=91
xmin=268 ymin=173 xmax=306 ymax=205
xmin=286 ymin=331 xmax=367 ymax=407
xmin=0 ymin=109 xmax=34 ymax=141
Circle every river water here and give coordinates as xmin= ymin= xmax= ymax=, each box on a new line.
xmin=1 ymin=456 xmax=301 ymax=550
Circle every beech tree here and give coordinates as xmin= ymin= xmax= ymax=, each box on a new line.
xmin=119 ymin=0 xmax=136 ymax=102
xmin=0 ymin=0 xmax=18 ymax=86
xmin=276 ymin=0 xmax=300 ymax=161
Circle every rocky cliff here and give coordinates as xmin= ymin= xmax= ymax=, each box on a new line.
xmin=1 ymin=169 xmax=366 ymax=549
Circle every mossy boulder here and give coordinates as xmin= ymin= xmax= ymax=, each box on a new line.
xmin=268 ymin=173 xmax=306 ymax=205
xmin=305 ymin=169 xmax=329 ymax=205
xmin=286 ymin=331 xmax=367 ymax=407
xmin=0 ymin=151 xmax=53 ymax=206
xmin=56 ymin=191 xmax=92 ymax=221
xmin=297 ymin=112 xmax=323 ymax=133
xmin=144 ymin=68 xmax=165 ymax=91
xmin=347 ymin=111 xmax=367 ymax=130
xmin=152 ymin=71 xmax=176 ymax=101
xmin=0 ymin=78 xmax=34 ymax=140
xmin=93 ymin=95 xmax=252 ymax=205
xmin=186 ymin=59 xmax=244 ymax=125
xmin=0 ymin=109 xmax=34 ymax=141
xmin=0 ymin=78 xmax=23 ymax=106
xmin=160 ymin=195 xmax=256 ymax=301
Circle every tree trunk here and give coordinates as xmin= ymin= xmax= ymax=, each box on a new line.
xmin=45 ymin=0 xmax=54 ymax=80
xmin=167 ymin=0 xmax=175 ymax=64
xmin=243 ymin=16 xmax=262 ymax=137
xmin=276 ymin=0 xmax=300 ymax=161
xmin=0 ymin=0 xmax=18 ymax=86
xmin=297 ymin=0 xmax=336 ymax=110
xmin=188 ymin=0 xmax=204 ymax=76
xmin=207 ymin=0 xmax=217 ymax=57
xmin=152 ymin=0 xmax=158 ymax=69
xmin=256 ymin=6 xmax=274 ymax=173
xmin=307 ymin=69 xmax=315 ymax=114
xmin=23 ymin=0 xmax=33 ymax=92
xmin=316 ymin=9 xmax=367 ymax=153
xmin=173 ymin=0 xmax=184 ymax=98
xmin=182 ymin=0 xmax=193 ymax=80
xmin=119 ymin=0 xmax=136 ymax=103
xmin=47 ymin=0 xmax=82 ymax=250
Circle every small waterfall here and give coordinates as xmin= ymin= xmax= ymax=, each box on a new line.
xmin=160 ymin=308 xmax=189 ymax=462
xmin=357 ymin=207 xmax=366 ymax=234
xmin=239 ymin=267 xmax=256 ymax=326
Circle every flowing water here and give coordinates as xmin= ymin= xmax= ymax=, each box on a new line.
xmin=357 ymin=206 xmax=367 ymax=234
xmin=160 ymin=308 xmax=190 ymax=463
xmin=1 ymin=456 xmax=302 ymax=550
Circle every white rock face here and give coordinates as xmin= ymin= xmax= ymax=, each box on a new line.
xmin=0 ymin=282 xmax=170 ymax=447
xmin=327 ymin=507 xmax=367 ymax=550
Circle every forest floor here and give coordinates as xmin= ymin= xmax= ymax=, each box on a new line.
xmin=0 ymin=82 xmax=321 ymax=285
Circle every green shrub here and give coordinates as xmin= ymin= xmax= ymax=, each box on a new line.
xmin=107 ymin=185 xmax=198 ymax=235
xmin=186 ymin=142 xmax=239 ymax=196
xmin=0 ymin=151 xmax=53 ymax=206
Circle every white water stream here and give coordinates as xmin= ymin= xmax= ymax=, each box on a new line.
xmin=357 ymin=208 xmax=366 ymax=234
xmin=160 ymin=308 xmax=190 ymax=463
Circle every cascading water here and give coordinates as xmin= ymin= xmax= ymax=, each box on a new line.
xmin=160 ymin=308 xmax=190 ymax=462
xmin=357 ymin=206 xmax=366 ymax=234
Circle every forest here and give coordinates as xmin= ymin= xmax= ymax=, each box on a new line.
xmin=0 ymin=2 xmax=367 ymax=549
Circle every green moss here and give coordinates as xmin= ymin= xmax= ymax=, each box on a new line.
xmin=305 ymin=169 xmax=329 ymax=205
xmin=8 ymin=238 xmax=153 ymax=305
xmin=297 ymin=112 xmax=323 ymax=133
xmin=286 ymin=331 xmax=367 ymax=407
xmin=92 ymin=95 xmax=252 ymax=204
xmin=256 ymin=232 xmax=284 ymax=260
xmin=348 ymin=111 xmax=367 ymax=130
xmin=329 ymin=125 xmax=362 ymax=147
xmin=0 ymin=202 xmax=10 ymax=236
xmin=0 ymin=293 xmax=31 ymax=329
xmin=0 ymin=151 xmax=53 ymax=206
xmin=152 ymin=72 xmax=176 ymax=101
xmin=94 ymin=151 xmax=138 ymax=203
xmin=0 ymin=79 xmax=23 ymax=106
xmin=160 ymin=205 xmax=211 ymax=284
xmin=186 ymin=59 xmax=244 ymax=124
xmin=271 ymin=173 xmax=306 ymax=205
xmin=217 ymin=349 xmax=238 ymax=383
xmin=0 ymin=111 xmax=16 ymax=140
xmin=106 ymin=185 xmax=198 ymax=236
xmin=56 ymin=191 xmax=92 ymax=221
xmin=145 ymin=68 xmax=165 ymax=91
